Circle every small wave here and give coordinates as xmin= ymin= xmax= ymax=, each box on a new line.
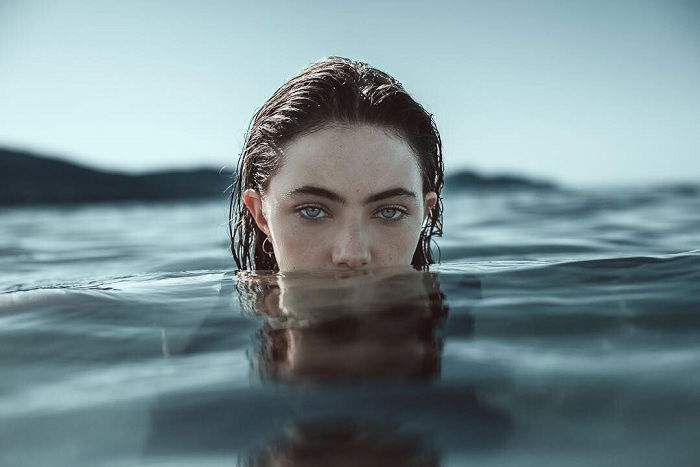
xmin=0 ymin=352 xmax=250 ymax=419
xmin=444 ymin=339 xmax=700 ymax=380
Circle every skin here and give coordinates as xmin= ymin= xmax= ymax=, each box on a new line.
xmin=243 ymin=124 xmax=437 ymax=272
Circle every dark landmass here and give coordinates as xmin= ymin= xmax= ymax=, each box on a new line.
xmin=444 ymin=170 xmax=557 ymax=191
xmin=0 ymin=147 xmax=558 ymax=207
xmin=0 ymin=148 xmax=232 ymax=206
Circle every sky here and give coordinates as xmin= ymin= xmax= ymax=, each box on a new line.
xmin=1 ymin=0 xmax=699 ymax=186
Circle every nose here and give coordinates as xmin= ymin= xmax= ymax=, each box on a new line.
xmin=331 ymin=223 xmax=371 ymax=269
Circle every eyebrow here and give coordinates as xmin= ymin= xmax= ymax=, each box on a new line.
xmin=286 ymin=185 xmax=417 ymax=204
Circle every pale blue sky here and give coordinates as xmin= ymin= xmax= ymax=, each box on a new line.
xmin=1 ymin=0 xmax=698 ymax=186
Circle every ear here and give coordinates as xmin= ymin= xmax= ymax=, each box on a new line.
xmin=243 ymin=188 xmax=271 ymax=237
xmin=423 ymin=191 xmax=438 ymax=220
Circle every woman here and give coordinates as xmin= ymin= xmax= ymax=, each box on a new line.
xmin=229 ymin=56 xmax=444 ymax=272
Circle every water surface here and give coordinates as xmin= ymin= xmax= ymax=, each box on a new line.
xmin=1 ymin=186 xmax=699 ymax=466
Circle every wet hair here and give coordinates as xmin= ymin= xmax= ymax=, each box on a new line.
xmin=229 ymin=56 xmax=444 ymax=271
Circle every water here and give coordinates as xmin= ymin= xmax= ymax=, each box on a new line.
xmin=1 ymin=186 xmax=699 ymax=466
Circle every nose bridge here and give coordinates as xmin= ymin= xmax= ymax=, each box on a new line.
xmin=332 ymin=216 xmax=371 ymax=268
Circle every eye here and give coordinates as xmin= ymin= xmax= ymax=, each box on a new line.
xmin=298 ymin=206 xmax=328 ymax=220
xmin=375 ymin=207 xmax=407 ymax=221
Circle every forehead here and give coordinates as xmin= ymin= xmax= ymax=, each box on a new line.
xmin=267 ymin=125 xmax=423 ymax=198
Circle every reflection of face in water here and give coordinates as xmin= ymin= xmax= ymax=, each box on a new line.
xmin=234 ymin=270 xmax=452 ymax=465
xmin=145 ymin=271 xmax=505 ymax=466
xmin=241 ymin=268 xmax=449 ymax=383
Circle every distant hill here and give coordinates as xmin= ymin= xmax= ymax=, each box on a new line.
xmin=0 ymin=147 xmax=557 ymax=206
xmin=444 ymin=169 xmax=556 ymax=191
xmin=0 ymin=148 xmax=232 ymax=206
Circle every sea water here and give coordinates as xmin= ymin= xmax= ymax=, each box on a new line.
xmin=1 ymin=185 xmax=699 ymax=466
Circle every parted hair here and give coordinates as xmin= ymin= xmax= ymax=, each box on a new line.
xmin=229 ymin=56 xmax=444 ymax=271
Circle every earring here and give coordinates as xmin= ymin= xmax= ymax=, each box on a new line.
xmin=262 ymin=237 xmax=274 ymax=257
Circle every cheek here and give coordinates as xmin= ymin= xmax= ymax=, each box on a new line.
xmin=266 ymin=212 xmax=331 ymax=265
xmin=373 ymin=222 xmax=423 ymax=264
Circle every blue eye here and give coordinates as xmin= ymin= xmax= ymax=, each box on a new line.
xmin=376 ymin=208 xmax=406 ymax=220
xmin=298 ymin=206 xmax=328 ymax=219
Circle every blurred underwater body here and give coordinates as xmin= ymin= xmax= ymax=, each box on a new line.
xmin=1 ymin=184 xmax=699 ymax=466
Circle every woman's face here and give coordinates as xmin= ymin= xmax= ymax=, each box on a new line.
xmin=243 ymin=124 xmax=437 ymax=272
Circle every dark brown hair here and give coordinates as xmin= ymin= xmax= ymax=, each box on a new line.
xmin=229 ymin=56 xmax=444 ymax=271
